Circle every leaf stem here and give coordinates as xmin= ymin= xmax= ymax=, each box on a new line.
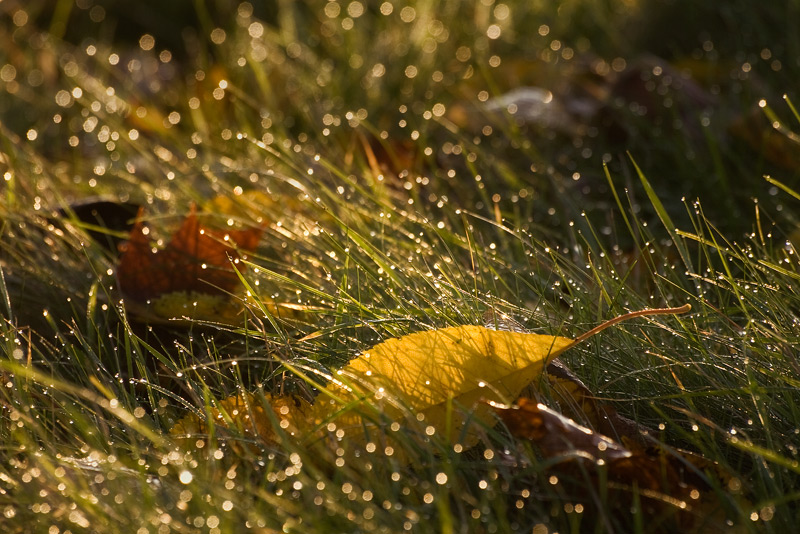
xmin=567 ymin=304 xmax=691 ymax=350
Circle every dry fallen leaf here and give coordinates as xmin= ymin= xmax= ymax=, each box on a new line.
xmin=172 ymin=307 xmax=690 ymax=451
xmin=312 ymin=325 xmax=574 ymax=441
xmin=117 ymin=205 xmax=262 ymax=302
xmin=494 ymin=398 xmax=742 ymax=533
xmin=492 ymin=398 xmax=631 ymax=460
xmin=486 ymin=309 xmax=655 ymax=445
xmin=544 ymin=359 xmax=652 ymax=446
xmin=171 ymin=326 xmax=573 ymax=450
xmin=115 ymin=204 xmax=263 ymax=323
xmin=57 ymin=197 xmax=141 ymax=252
xmin=170 ymin=392 xmax=312 ymax=451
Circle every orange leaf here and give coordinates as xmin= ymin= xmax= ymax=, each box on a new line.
xmin=116 ymin=205 xmax=263 ymax=301
xmin=170 ymin=393 xmax=312 ymax=452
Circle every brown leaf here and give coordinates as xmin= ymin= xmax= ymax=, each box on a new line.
xmin=116 ymin=205 xmax=263 ymax=302
xmin=483 ymin=310 xmax=653 ymax=445
xmin=57 ymin=197 xmax=141 ymax=252
xmin=170 ymin=392 xmax=312 ymax=450
xmin=494 ymin=399 xmax=742 ymax=532
xmin=544 ymin=359 xmax=652 ymax=447
xmin=493 ymin=398 xmax=631 ymax=461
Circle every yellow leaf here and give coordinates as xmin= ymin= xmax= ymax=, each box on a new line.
xmin=171 ymin=307 xmax=689 ymax=451
xmin=314 ymin=325 xmax=573 ymax=441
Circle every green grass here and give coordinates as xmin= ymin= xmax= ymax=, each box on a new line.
xmin=2 ymin=0 xmax=800 ymax=532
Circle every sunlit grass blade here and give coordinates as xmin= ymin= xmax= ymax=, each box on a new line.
xmin=764 ymin=174 xmax=800 ymax=202
xmin=629 ymin=153 xmax=694 ymax=273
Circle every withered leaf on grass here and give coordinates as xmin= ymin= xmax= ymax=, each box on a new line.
xmin=486 ymin=309 xmax=652 ymax=446
xmin=170 ymin=392 xmax=312 ymax=450
xmin=543 ymin=359 xmax=651 ymax=447
xmin=171 ymin=307 xmax=690 ymax=453
xmin=117 ymin=205 xmax=263 ymax=302
xmin=311 ymin=325 xmax=574 ymax=442
xmin=57 ymin=197 xmax=142 ymax=252
xmin=494 ymin=398 xmax=740 ymax=532
xmin=169 ymin=326 xmax=575 ymax=448
xmin=114 ymin=205 xmax=265 ymax=323
xmin=492 ymin=398 xmax=632 ymax=461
